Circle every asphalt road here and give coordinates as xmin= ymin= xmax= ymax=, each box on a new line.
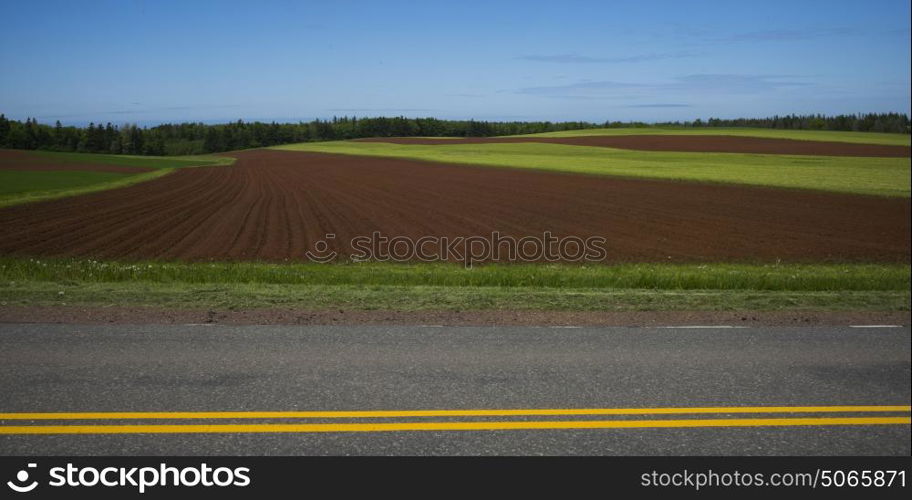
xmin=0 ymin=323 xmax=909 ymax=455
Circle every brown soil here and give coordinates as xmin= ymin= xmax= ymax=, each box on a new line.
xmin=357 ymin=135 xmax=912 ymax=157
xmin=0 ymin=305 xmax=907 ymax=327
xmin=0 ymin=149 xmax=908 ymax=262
xmin=0 ymin=149 xmax=154 ymax=173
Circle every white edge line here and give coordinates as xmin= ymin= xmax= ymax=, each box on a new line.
xmin=849 ymin=325 xmax=903 ymax=328
xmin=657 ymin=325 xmax=748 ymax=329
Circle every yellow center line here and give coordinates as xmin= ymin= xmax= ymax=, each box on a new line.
xmin=0 ymin=417 xmax=908 ymax=435
xmin=1 ymin=405 xmax=909 ymax=421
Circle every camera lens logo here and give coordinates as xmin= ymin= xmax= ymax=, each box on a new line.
xmin=305 ymin=233 xmax=337 ymax=263
xmin=7 ymin=463 xmax=38 ymax=493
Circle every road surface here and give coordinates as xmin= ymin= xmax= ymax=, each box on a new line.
xmin=0 ymin=323 xmax=909 ymax=455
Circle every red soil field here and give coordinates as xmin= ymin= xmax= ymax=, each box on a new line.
xmin=0 ymin=149 xmax=908 ymax=263
xmin=0 ymin=150 xmax=154 ymax=173
xmin=357 ymin=135 xmax=912 ymax=157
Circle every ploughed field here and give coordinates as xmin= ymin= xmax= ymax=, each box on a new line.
xmin=0 ymin=148 xmax=908 ymax=263
xmin=356 ymin=135 xmax=912 ymax=157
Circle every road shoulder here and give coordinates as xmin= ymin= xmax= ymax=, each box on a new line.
xmin=1 ymin=306 xmax=908 ymax=327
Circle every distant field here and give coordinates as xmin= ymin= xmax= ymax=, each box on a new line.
xmin=515 ymin=127 xmax=912 ymax=146
xmin=274 ymin=141 xmax=911 ymax=197
xmin=0 ymin=149 xmax=233 ymax=207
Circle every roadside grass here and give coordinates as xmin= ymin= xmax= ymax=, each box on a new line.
xmin=510 ymin=127 xmax=912 ymax=146
xmin=0 ymin=258 xmax=907 ymax=311
xmin=0 ymin=150 xmax=234 ymax=207
xmin=273 ymin=141 xmax=910 ymax=197
xmin=1 ymin=259 xmax=908 ymax=290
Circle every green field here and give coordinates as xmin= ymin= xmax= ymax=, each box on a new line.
xmin=0 ymin=150 xmax=234 ymax=207
xmin=0 ymin=170 xmax=130 ymax=196
xmin=514 ymin=127 xmax=912 ymax=146
xmin=1 ymin=258 xmax=907 ymax=311
xmin=274 ymin=141 xmax=911 ymax=197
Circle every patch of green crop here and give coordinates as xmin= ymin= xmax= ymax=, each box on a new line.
xmin=0 ymin=149 xmax=235 ymax=207
xmin=0 ymin=170 xmax=132 ymax=196
xmin=0 ymin=169 xmax=175 ymax=207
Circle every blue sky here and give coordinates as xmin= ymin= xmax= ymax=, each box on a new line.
xmin=1 ymin=0 xmax=909 ymax=125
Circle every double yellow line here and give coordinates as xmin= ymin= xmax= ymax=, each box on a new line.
xmin=0 ymin=405 xmax=908 ymax=435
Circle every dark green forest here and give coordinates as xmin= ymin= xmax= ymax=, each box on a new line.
xmin=0 ymin=112 xmax=907 ymax=156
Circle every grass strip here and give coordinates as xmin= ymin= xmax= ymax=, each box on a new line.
xmin=0 ymin=258 xmax=908 ymax=291
xmin=2 ymin=259 xmax=905 ymax=311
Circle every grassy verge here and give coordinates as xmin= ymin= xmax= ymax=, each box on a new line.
xmin=273 ymin=141 xmax=910 ymax=197
xmin=1 ymin=258 xmax=907 ymax=311
xmin=511 ymin=127 xmax=912 ymax=146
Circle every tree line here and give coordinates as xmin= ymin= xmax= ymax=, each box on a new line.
xmin=678 ymin=113 xmax=910 ymax=133
xmin=0 ymin=112 xmax=907 ymax=156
